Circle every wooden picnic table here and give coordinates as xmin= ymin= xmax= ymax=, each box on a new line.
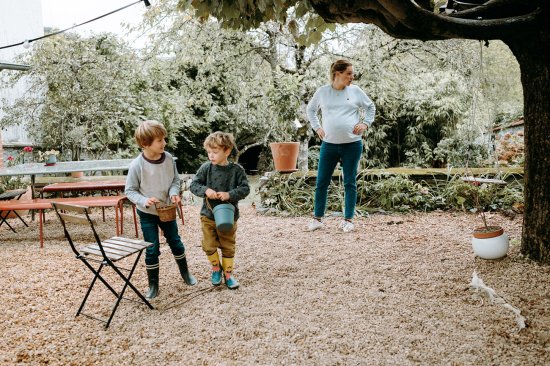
xmin=41 ymin=180 xmax=126 ymax=197
xmin=0 ymin=159 xmax=133 ymax=199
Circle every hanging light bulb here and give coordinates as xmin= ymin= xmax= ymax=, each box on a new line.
xmin=23 ymin=40 xmax=31 ymax=49
xmin=143 ymin=0 xmax=151 ymax=8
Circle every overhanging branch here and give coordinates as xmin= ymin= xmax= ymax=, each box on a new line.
xmin=310 ymin=0 xmax=543 ymax=41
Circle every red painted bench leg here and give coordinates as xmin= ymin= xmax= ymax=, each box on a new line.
xmin=132 ymin=204 xmax=138 ymax=238
xmin=39 ymin=209 xmax=44 ymax=249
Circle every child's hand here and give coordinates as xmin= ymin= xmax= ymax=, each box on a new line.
xmin=170 ymin=195 xmax=181 ymax=204
xmin=217 ymin=192 xmax=230 ymax=201
xmin=205 ymin=188 xmax=218 ymax=199
xmin=145 ymin=197 xmax=160 ymax=207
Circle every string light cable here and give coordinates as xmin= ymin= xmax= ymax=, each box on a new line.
xmin=0 ymin=0 xmax=151 ymax=50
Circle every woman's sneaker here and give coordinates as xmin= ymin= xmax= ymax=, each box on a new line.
xmin=339 ymin=220 xmax=354 ymax=233
xmin=306 ymin=219 xmax=324 ymax=231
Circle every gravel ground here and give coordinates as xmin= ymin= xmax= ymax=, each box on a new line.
xmin=1 ymin=204 xmax=549 ymax=365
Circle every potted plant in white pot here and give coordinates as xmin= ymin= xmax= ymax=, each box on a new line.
xmin=467 ymin=178 xmax=510 ymax=259
xmin=471 ymin=208 xmax=509 ymax=260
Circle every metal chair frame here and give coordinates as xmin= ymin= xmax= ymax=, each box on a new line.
xmin=0 ymin=188 xmax=29 ymax=232
xmin=52 ymin=202 xmax=153 ymax=328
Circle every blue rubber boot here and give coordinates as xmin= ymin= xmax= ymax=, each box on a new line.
xmin=145 ymin=265 xmax=159 ymax=299
xmin=208 ymin=252 xmax=223 ymax=286
xmin=225 ymin=274 xmax=239 ymax=290
xmin=174 ymin=254 xmax=197 ymax=286
xmin=222 ymin=257 xmax=239 ymax=289
xmin=211 ymin=267 xmax=223 ymax=286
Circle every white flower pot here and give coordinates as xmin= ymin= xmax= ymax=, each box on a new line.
xmin=471 ymin=232 xmax=509 ymax=259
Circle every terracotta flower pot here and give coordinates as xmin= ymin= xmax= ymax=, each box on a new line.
xmin=473 ymin=225 xmax=504 ymax=239
xmin=270 ymin=142 xmax=299 ymax=173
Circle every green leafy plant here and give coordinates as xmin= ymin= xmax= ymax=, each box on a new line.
xmin=257 ymin=170 xmax=523 ymax=217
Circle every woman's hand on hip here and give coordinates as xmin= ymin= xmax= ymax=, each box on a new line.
xmin=353 ymin=123 xmax=368 ymax=135
xmin=316 ymin=128 xmax=326 ymax=140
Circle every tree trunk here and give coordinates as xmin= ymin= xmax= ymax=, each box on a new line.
xmin=298 ymin=140 xmax=308 ymax=171
xmin=506 ymin=30 xmax=550 ymax=264
xmin=0 ymin=131 xmax=4 ymax=168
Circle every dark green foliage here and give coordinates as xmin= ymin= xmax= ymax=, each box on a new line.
xmin=433 ymin=137 xmax=488 ymax=168
xmin=258 ymin=170 xmax=524 ymax=216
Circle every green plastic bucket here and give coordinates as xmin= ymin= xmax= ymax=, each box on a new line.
xmin=212 ymin=203 xmax=235 ymax=231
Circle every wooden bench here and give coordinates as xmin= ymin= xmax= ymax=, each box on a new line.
xmin=0 ymin=196 xmax=137 ymax=248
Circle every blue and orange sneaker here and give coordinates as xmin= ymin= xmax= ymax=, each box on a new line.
xmin=225 ymin=272 xmax=239 ymax=289
xmin=211 ymin=266 xmax=223 ymax=286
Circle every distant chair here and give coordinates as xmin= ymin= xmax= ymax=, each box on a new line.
xmin=0 ymin=188 xmax=29 ymax=232
xmin=52 ymin=202 xmax=154 ymax=328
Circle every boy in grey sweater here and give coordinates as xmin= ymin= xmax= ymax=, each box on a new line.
xmin=190 ymin=132 xmax=250 ymax=289
xmin=125 ymin=120 xmax=197 ymax=299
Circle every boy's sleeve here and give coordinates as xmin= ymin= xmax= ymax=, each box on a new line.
xmin=189 ymin=164 xmax=208 ymax=197
xmin=124 ymin=159 xmax=148 ymax=207
xmin=228 ymin=165 xmax=250 ymax=203
xmin=168 ymin=159 xmax=181 ymax=197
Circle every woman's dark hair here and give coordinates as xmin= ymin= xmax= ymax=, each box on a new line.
xmin=330 ymin=59 xmax=353 ymax=82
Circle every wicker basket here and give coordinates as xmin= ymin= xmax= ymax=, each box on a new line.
xmin=155 ymin=202 xmax=177 ymax=222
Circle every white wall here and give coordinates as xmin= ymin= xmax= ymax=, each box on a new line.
xmin=0 ymin=0 xmax=43 ymax=147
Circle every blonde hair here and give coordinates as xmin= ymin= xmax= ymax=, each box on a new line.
xmin=134 ymin=120 xmax=167 ymax=148
xmin=329 ymin=59 xmax=353 ymax=82
xmin=203 ymin=131 xmax=235 ymax=151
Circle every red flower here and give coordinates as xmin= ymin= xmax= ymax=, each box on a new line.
xmin=23 ymin=146 xmax=33 ymax=153
xmin=7 ymin=156 xmax=14 ymax=161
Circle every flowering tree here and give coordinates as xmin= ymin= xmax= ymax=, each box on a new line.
xmin=0 ymin=33 xmax=144 ymax=161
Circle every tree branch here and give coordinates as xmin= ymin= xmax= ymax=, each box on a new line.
xmin=449 ymin=0 xmax=539 ymax=20
xmin=309 ymin=0 xmax=543 ymax=41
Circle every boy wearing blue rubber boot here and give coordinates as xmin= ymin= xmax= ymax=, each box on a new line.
xmin=190 ymin=132 xmax=250 ymax=289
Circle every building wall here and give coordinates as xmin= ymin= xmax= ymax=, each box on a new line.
xmin=1 ymin=0 xmax=43 ymax=166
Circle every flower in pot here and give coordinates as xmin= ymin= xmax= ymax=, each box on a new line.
xmin=39 ymin=149 xmax=60 ymax=166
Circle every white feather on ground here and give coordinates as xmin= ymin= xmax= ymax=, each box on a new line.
xmin=470 ymin=271 xmax=527 ymax=332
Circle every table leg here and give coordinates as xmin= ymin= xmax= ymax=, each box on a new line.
xmin=120 ymin=200 xmax=124 ymax=235
xmin=178 ymin=202 xmax=184 ymax=225
xmin=39 ymin=209 xmax=44 ymax=248
xmin=132 ymin=204 xmax=138 ymax=238
xmin=31 ymin=175 xmax=36 ymax=221
xmin=115 ymin=202 xmax=120 ymax=236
